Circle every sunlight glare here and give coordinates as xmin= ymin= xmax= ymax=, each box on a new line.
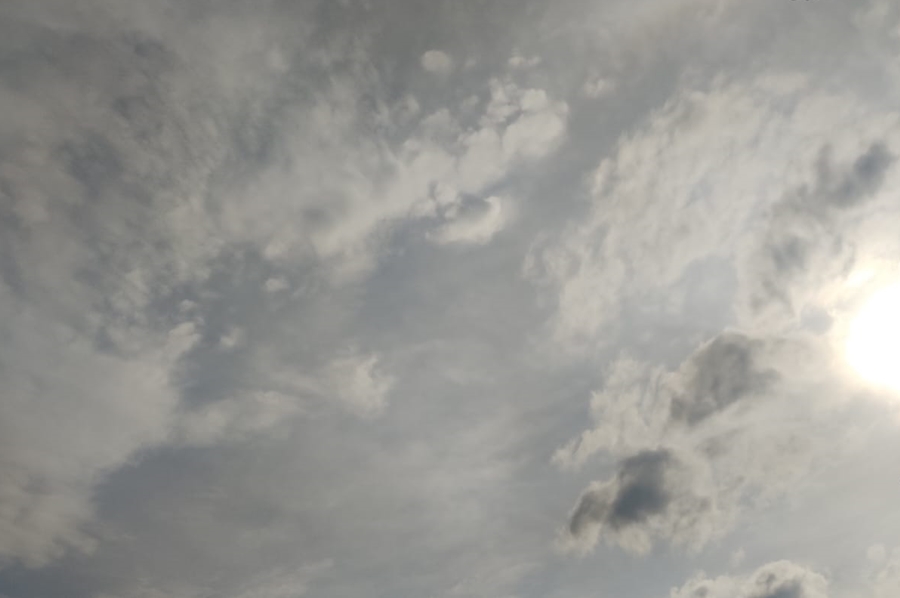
xmin=846 ymin=283 xmax=900 ymax=393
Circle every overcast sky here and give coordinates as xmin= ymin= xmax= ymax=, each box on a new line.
xmin=2 ymin=1 xmax=900 ymax=597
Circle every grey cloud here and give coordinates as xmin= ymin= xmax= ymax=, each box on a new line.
xmin=818 ymin=142 xmax=894 ymax=209
xmin=565 ymin=449 xmax=719 ymax=555
xmin=670 ymin=332 xmax=778 ymax=426
xmin=607 ymin=450 xmax=672 ymax=530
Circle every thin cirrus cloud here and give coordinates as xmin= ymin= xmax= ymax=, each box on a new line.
xmin=1 ymin=1 xmax=900 ymax=598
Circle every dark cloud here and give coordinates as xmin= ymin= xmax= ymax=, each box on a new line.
xmin=819 ymin=141 xmax=894 ymax=209
xmin=670 ymin=332 xmax=778 ymax=425
xmin=565 ymin=448 xmax=718 ymax=554
xmin=607 ymin=450 xmax=672 ymax=529
xmin=569 ymin=487 xmax=608 ymax=538
xmin=569 ymin=450 xmax=675 ymax=538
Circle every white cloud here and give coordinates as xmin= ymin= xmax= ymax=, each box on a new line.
xmin=525 ymin=71 xmax=900 ymax=353
xmin=553 ymin=358 xmax=669 ymax=470
xmin=671 ymin=561 xmax=829 ymax=598
xmin=421 ymin=50 xmax=454 ymax=75
xmin=429 ymin=196 xmax=512 ymax=246
xmin=225 ymin=75 xmax=567 ymax=282
xmin=325 ymin=351 xmax=395 ymax=417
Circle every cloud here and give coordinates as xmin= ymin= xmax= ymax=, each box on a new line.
xmin=525 ymin=71 xmax=900 ymax=354
xmin=174 ymin=347 xmax=395 ymax=445
xmin=581 ymin=76 xmax=615 ymax=99
xmin=864 ymin=544 xmax=900 ymax=598
xmin=738 ymin=140 xmax=898 ymax=330
xmin=174 ymin=390 xmax=304 ymax=447
xmin=228 ymin=560 xmax=334 ymax=598
xmin=671 ymin=561 xmax=829 ymax=598
xmin=258 ymin=75 xmax=567 ymax=276
xmin=552 ymin=358 xmax=670 ymax=469
xmin=0 ymin=301 xmax=197 ymax=567
xmin=0 ymin=1 xmax=572 ymax=571
xmin=3 ymin=1 xmax=900 ymax=597
xmin=570 ymin=450 xmax=672 ymax=535
xmin=508 ymin=54 xmax=541 ymax=69
xmin=325 ymin=351 xmax=395 ymax=417
xmin=668 ymin=333 xmax=778 ymax=426
xmin=562 ymin=448 xmax=722 ymax=555
xmin=429 ymin=196 xmax=511 ymax=246
xmin=93 ymin=560 xmax=333 ymax=598
xmin=421 ymin=50 xmax=454 ymax=75
xmin=554 ymin=331 xmax=781 ymax=470
xmin=556 ymin=328 xmax=861 ymax=554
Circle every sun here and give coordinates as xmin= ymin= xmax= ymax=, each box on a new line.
xmin=846 ymin=283 xmax=900 ymax=393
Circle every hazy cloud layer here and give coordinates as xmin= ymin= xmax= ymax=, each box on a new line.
xmin=2 ymin=1 xmax=900 ymax=597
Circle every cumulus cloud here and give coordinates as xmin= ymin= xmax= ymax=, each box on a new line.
xmin=671 ymin=561 xmax=829 ymax=598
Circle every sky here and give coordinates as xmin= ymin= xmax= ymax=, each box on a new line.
xmin=1 ymin=0 xmax=900 ymax=597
